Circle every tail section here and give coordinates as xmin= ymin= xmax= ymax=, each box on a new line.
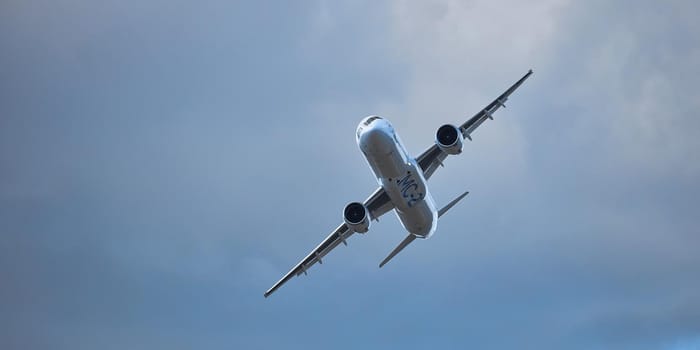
xmin=379 ymin=234 xmax=416 ymax=268
xmin=438 ymin=191 xmax=469 ymax=217
xmin=379 ymin=190 xmax=469 ymax=268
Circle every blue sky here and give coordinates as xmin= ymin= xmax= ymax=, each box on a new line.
xmin=2 ymin=0 xmax=699 ymax=349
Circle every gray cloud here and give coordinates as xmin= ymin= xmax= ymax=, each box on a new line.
xmin=1 ymin=0 xmax=699 ymax=349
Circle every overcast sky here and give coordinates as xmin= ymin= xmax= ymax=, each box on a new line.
xmin=2 ymin=1 xmax=699 ymax=349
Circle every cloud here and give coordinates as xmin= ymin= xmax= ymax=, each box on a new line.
xmin=2 ymin=0 xmax=699 ymax=349
xmin=352 ymin=0 xmax=700 ymax=348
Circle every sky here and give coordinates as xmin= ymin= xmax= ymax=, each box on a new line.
xmin=1 ymin=0 xmax=699 ymax=349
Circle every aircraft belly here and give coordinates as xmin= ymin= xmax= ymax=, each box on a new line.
xmin=358 ymin=118 xmax=438 ymax=237
xmin=382 ymin=170 xmax=437 ymax=238
xmin=366 ymin=149 xmax=405 ymax=180
xmin=393 ymin=196 xmax=437 ymax=237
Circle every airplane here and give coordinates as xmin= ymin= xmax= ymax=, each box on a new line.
xmin=264 ymin=70 xmax=533 ymax=298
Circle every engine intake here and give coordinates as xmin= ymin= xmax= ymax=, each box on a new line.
xmin=436 ymin=124 xmax=463 ymax=155
xmin=343 ymin=202 xmax=370 ymax=233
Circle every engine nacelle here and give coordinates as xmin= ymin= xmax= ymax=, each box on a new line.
xmin=436 ymin=124 xmax=463 ymax=155
xmin=343 ymin=202 xmax=370 ymax=233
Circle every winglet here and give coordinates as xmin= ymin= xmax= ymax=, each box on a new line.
xmin=501 ymin=69 xmax=533 ymax=99
xmin=438 ymin=191 xmax=469 ymax=218
xmin=379 ymin=234 xmax=417 ymax=268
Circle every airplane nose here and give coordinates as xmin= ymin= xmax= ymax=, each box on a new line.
xmin=356 ymin=116 xmax=383 ymax=140
xmin=359 ymin=125 xmax=393 ymax=154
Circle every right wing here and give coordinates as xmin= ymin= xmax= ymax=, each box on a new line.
xmin=263 ymin=187 xmax=394 ymax=298
xmin=416 ymin=70 xmax=533 ymax=179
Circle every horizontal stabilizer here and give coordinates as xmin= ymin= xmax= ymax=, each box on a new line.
xmin=438 ymin=191 xmax=469 ymax=218
xmin=379 ymin=234 xmax=416 ymax=268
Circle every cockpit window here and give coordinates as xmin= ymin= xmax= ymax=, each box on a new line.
xmin=363 ymin=116 xmax=382 ymax=126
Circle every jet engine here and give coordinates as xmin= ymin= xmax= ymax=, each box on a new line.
xmin=436 ymin=124 xmax=463 ymax=155
xmin=343 ymin=202 xmax=370 ymax=233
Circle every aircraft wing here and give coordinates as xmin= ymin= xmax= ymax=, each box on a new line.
xmin=416 ymin=70 xmax=533 ymax=179
xmin=264 ymin=187 xmax=393 ymax=298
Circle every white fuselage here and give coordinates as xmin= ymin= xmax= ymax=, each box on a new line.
xmin=356 ymin=116 xmax=438 ymax=238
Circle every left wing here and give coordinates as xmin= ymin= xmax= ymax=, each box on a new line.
xmin=264 ymin=187 xmax=393 ymax=298
xmin=417 ymin=70 xmax=533 ymax=179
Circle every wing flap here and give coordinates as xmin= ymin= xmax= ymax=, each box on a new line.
xmin=364 ymin=187 xmax=393 ymax=220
